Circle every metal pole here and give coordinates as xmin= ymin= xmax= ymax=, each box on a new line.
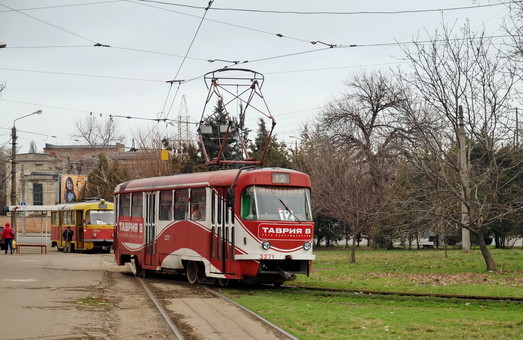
xmin=10 ymin=110 xmax=43 ymax=238
xmin=21 ymin=165 xmax=26 ymax=234
xmin=10 ymin=125 xmax=17 ymax=235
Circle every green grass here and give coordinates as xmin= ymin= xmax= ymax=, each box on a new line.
xmin=295 ymin=247 xmax=523 ymax=297
xmin=222 ymin=247 xmax=523 ymax=339
xmin=75 ymin=295 xmax=110 ymax=308
xmin=225 ymin=288 xmax=523 ymax=339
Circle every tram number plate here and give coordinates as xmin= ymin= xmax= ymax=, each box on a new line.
xmin=260 ymin=254 xmax=275 ymax=259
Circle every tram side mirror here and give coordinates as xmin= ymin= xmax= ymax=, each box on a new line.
xmin=226 ymin=189 xmax=235 ymax=208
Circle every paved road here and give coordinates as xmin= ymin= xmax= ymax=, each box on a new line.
xmin=0 ymin=249 xmax=109 ymax=339
xmin=0 ymin=238 xmax=294 ymax=340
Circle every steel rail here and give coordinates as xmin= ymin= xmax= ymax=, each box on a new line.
xmin=203 ymin=286 xmax=299 ymax=340
xmin=129 ymin=263 xmax=185 ymax=339
xmin=284 ymin=285 xmax=523 ymax=302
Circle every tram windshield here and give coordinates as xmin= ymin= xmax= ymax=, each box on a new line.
xmin=86 ymin=210 xmax=114 ymax=225
xmin=241 ymin=186 xmax=313 ymax=221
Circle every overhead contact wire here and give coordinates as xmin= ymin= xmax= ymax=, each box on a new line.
xmin=0 ymin=3 xmax=97 ymax=44
xmin=160 ymin=0 xmax=215 ymax=119
xmin=137 ymin=0 xmax=516 ymax=15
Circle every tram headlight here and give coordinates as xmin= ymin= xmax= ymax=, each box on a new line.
xmin=261 ymin=241 xmax=271 ymax=250
xmin=303 ymin=242 xmax=312 ymax=251
xmin=92 ymin=233 xmax=97 ymax=238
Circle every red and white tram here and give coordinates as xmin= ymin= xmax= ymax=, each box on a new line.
xmin=113 ymin=167 xmax=315 ymax=286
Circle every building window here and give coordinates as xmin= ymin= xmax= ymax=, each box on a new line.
xmin=33 ymin=183 xmax=43 ymax=205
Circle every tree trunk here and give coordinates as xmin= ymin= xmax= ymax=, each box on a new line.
xmin=474 ymin=230 xmax=497 ymax=272
xmin=493 ymin=232 xmax=506 ymax=249
xmin=350 ymin=235 xmax=357 ymax=263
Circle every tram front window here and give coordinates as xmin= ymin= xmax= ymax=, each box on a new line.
xmin=241 ymin=186 xmax=313 ymax=221
xmin=86 ymin=210 xmax=114 ymax=225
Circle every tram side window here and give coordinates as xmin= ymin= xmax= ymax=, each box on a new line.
xmin=174 ymin=189 xmax=188 ymax=220
xmin=159 ymin=190 xmax=173 ymax=221
xmin=132 ymin=193 xmax=143 ymax=217
xmin=119 ymin=193 xmax=131 ymax=217
xmin=51 ymin=211 xmax=60 ymax=225
xmin=241 ymin=186 xmax=257 ymax=220
xmin=64 ymin=211 xmax=74 ymax=225
xmin=190 ymin=188 xmax=206 ymax=221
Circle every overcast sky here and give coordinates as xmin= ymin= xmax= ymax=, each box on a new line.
xmin=0 ymin=0 xmax=510 ymax=153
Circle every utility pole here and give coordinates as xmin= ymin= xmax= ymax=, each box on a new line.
xmin=458 ymin=105 xmax=471 ymax=252
xmin=10 ymin=110 xmax=43 ymax=235
xmin=10 ymin=125 xmax=17 ymax=232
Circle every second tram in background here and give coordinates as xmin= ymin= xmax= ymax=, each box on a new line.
xmin=113 ymin=167 xmax=315 ymax=286
xmin=51 ymin=199 xmax=115 ymax=253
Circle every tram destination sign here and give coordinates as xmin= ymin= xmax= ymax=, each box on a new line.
xmin=258 ymin=224 xmax=313 ymax=240
xmin=117 ymin=216 xmax=145 ymax=244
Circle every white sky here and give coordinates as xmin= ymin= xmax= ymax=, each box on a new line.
xmin=0 ymin=0 xmax=511 ymax=153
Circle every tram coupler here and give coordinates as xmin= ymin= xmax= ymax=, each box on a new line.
xmin=279 ymin=269 xmax=296 ymax=281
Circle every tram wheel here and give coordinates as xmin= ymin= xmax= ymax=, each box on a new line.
xmin=186 ymin=261 xmax=199 ymax=284
xmin=133 ymin=259 xmax=147 ymax=278
xmin=138 ymin=263 xmax=148 ymax=278
xmin=215 ymin=278 xmax=229 ymax=287
xmin=273 ymin=281 xmax=284 ymax=288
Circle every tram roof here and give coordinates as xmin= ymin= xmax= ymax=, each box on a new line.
xmin=54 ymin=200 xmax=114 ymax=211
xmin=114 ymin=167 xmax=310 ymax=194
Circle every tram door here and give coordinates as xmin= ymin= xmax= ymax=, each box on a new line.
xmin=211 ymin=188 xmax=235 ymax=274
xmin=75 ymin=210 xmax=84 ymax=249
xmin=144 ymin=192 xmax=156 ymax=267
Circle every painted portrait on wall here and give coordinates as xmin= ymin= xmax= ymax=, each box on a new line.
xmin=61 ymin=175 xmax=87 ymax=203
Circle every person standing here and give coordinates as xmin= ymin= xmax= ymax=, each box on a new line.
xmin=62 ymin=226 xmax=74 ymax=253
xmin=2 ymin=222 xmax=15 ymax=254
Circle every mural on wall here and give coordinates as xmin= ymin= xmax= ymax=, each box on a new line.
xmin=61 ymin=175 xmax=87 ymax=203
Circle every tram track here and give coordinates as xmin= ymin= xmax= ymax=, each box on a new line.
xmin=128 ymin=263 xmax=185 ymax=339
xmin=130 ymin=274 xmax=523 ymax=340
xmin=129 ymin=265 xmax=296 ymax=340
xmin=202 ymin=286 xmax=298 ymax=340
xmin=283 ymin=284 xmax=523 ymax=302
xmin=136 ymin=276 xmax=186 ymax=339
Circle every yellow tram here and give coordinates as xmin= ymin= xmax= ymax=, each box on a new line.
xmin=50 ymin=199 xmax=114 ymax=253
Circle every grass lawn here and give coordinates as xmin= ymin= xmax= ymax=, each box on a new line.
xmin=296 ymin=247 xmax=523 ymax=297
xmin=222 ymin=247 xmax=523 ymax=339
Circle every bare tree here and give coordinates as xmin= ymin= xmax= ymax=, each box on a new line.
xmin=504 ymin=1 xmax=523 ymax=67
xmin=301 ymin=71 xmax=408 ymax=261
xmin=122 ymin=126 xmax=204 ymax=179
xmin=399 ymin=21 xmax=520 ymax=271
xmin=301 ymin=133 xmax=374 ymax=262
xmin=73 ymin=115 xmax=124 ymax=147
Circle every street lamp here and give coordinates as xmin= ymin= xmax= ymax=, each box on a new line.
xmin=11 ymin=110 xmax=43 ymax=234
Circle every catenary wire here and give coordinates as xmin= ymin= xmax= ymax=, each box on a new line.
xmin=0 ymin=3 xmax=97 ymax=44
xmin=0 ymin=67 xmax=165 ymax=82
xmin=159 ymin=0 xmax=214 ymax=120
xmin=137 ymin=0 xmax=516 ymax=15
xmin=1 ymin=34 xmax=509 ymax=86
xmin=0 ymin=1 xmax=125 ymax=13
xmin=128 ymin=0 xmax=311 ymax=44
